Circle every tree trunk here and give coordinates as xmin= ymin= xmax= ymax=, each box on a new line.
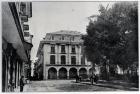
xmin=105 ymin=61 xmax=110 ymax=81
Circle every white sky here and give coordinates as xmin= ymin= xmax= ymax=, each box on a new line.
xmin=29 ymin=2 xmax=115 ymax=61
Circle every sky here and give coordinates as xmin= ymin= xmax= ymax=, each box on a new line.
xmin=29 ymin=1 xmax=115 ymax=61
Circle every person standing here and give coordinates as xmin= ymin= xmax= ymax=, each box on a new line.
xmin=20 ymin=76 xmax=24 ymax=92
xmin=75 ymin=74 xmax=79 ymax=83
xmin=94 ymin=74 xmax=99 ymax=84
xmin=90 ymin=75 xmax=94 ymax=85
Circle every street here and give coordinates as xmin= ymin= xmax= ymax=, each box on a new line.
xmin=19 ymin=80 xmax=138 ymax=92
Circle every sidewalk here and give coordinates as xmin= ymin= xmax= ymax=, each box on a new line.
xmin=14 ymin=83 xmax=30 ymax=92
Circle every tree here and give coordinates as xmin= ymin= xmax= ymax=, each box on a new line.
xmin=83 ymin=1 xmax=138 ymax=80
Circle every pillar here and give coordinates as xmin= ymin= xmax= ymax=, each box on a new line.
xmin=57 ymin=70 xmax=59 ymax=79
xmin=69 ymin=45 xmax=71 ymax=65
xmin=4 ymin=54 xmax=8 ymax=92
xmin=16 ymin=60 xmax=19 ymax=88
xmin=6 ymin=54 xmax=9 ymax=92
xmin=56 ymin=44 xmax=59 ymax=64
xmin=87 ymin=68 xmax=89 ymax=75
xmin=57 ymin=44 xmax=60 ymax=65
xmin=67 ymin=45 xmax=69 ymax=65
xmin=77 ymin=70 xmax=79 ymax=76
xmin=45 ymin=68 xmax=48 ymax=80
xmin=78 ymin=45 xmax=81 ymax=65
xmin=18 ymin=61 xmax=20 ymax=86
xmin=67 ymin=71 xmax=69 ymax=79
xmin=2 ymin=53 xmax=6 ymax=92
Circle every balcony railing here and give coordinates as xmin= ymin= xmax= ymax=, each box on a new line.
xmin=46 ymin=63 xmax=91 ymax=67
xmin=50 ymin=51 xmax=55 ymax=54
xmin=61 ymin=52 xmax=66 ymax=54
xmin=20 ymin=15 xmax=28 ymax=22
xmin=23 ymin=24 xmax=29 ymax=31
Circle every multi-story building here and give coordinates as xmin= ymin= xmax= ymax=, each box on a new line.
xmin=36 ymin=30 xmax=99 ymax=80
xmin=2 ymin=2 xmax=33 ymax=92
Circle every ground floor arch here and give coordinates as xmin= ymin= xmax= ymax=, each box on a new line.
xmin=69 ymin=68 xmax=77 ymax=79
xmin=45 ymin=66 xmax=92 ymax=80
xmin=48 ymin=67 xmax=57 ymax=79
xmin=79 ymin=68 xmax=87 ymax=79
xmin=59 ymin=67 xmax=67 ymax=79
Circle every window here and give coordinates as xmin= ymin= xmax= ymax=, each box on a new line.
xmin=51 ymin=45 xmax=55 ymax=53
xmin=81 ymin=56 xmax=85 ymax=65
xmin=20 ymin=2 xmax=26 ymax=15
xmin=50 ymin=55 xmax=55 ymax=64
xmin=71 ymin=46 xmax=76 ymax=54
xmin=52 ymin=36 xmax=54 ymax=40
xmin=71 ymin=36 xmax=74 ymax=41
xmin=71 ymin=56 xmax=76 ymax=65
xmin=61 ymin=45 xmax=65 ymax=53
xmin=62 ymin=36 xmax=64 ymax=40
xmin=61 ymin=55 xmax=66 ymax=64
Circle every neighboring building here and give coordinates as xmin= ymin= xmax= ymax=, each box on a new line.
xmin=2 ymin=2 xmax=33 ymax=92
xmin=36 ymin=30 xmax=96 ymax=80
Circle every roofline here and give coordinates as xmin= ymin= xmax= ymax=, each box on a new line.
xmin=46 ymin=33 xmax=83 ymax=36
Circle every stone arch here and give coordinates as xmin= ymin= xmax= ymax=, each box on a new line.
xmin=69 ymin=67 xmax=77 ymax=79
xmin=79 ymin=68 xmax=88 ymax=79
xmin=48 ymin=67 xmax=57 ymax=79
xmin=59 ymin=67 xmax=67 ymax=79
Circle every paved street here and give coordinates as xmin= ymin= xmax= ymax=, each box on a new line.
xmin=19 ymin=80 xmax=138 ymax=92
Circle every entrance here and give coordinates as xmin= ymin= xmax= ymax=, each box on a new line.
xmin=48 ymin=67 xmax=57 ymax=79
xmin=59 ymin=68 xmax=67 ymax=79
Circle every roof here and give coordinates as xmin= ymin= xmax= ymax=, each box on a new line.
xmin=48 ymin=30 xmax=83 ymax=35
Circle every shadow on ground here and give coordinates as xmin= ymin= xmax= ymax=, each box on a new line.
xmin=56 ymin=80 xmax=138 ymax=91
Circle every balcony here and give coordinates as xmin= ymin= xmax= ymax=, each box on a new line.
xmin=46 ymin=63 xmax=91 ymax=67
xmin=20 ymin=15 xmax=28 ymax=22
xmin=50 ymin=52 xmax=55 ymax=54
xmin=61 ymin=52 xmax=66 ymax=54
xmin=23 ymin=24 xmax=29 ymax=31
xmin=71 ymin=52 xmax=76 ymax=54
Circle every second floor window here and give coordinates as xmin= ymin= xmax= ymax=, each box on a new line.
xmin=51 ymin=45 xmax=55 ymax=53
xmin=61 ymin=45 xmax=65 ymax=53
xmin=71 ymin=36 xmax=74 ymax=41
xmin=50 ymin=55 xmax=55 ymax=64
xmin=62 ymin=36 xmax=64 ymax=40
xmin=71 ymin=46 xmax=76 ymax=54
xmin=51 ymin=36 xmax=54 ymax=40
xmin=71 ymin=56 xmax=76 ymax=65
xmin=61 ymin=55 xmax=66 ymax=64
xmin=20 ymin=2 xmax=26 ymax=15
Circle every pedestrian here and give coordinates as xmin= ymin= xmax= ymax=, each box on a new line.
xmin=94 ymin=74 xmax=99 ymax=84
xmin=90 ymin=75 xmax=94 ymax=85
xmin=20 ymin=76 xmax=24 ymax=92
xmin=75 ymin=75 xmax=79 ymax=83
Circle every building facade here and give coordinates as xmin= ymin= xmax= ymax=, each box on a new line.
xmin=2 ymin=2 xmax=33 ymax=92
xmin=36 ymin=30 xmax=100 ymax=80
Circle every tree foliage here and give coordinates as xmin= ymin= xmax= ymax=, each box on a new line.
xmin=83 ymin=2 xmax=138 ymax=69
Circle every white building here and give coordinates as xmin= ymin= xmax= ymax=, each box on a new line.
xmin=37 ymin=30 xmax=95 ymax=80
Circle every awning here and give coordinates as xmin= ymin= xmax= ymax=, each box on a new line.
xmin=24 ymin=41 xmax=33 ymax=51
xmin=2 ymin=2 xmax=28 ymax=62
